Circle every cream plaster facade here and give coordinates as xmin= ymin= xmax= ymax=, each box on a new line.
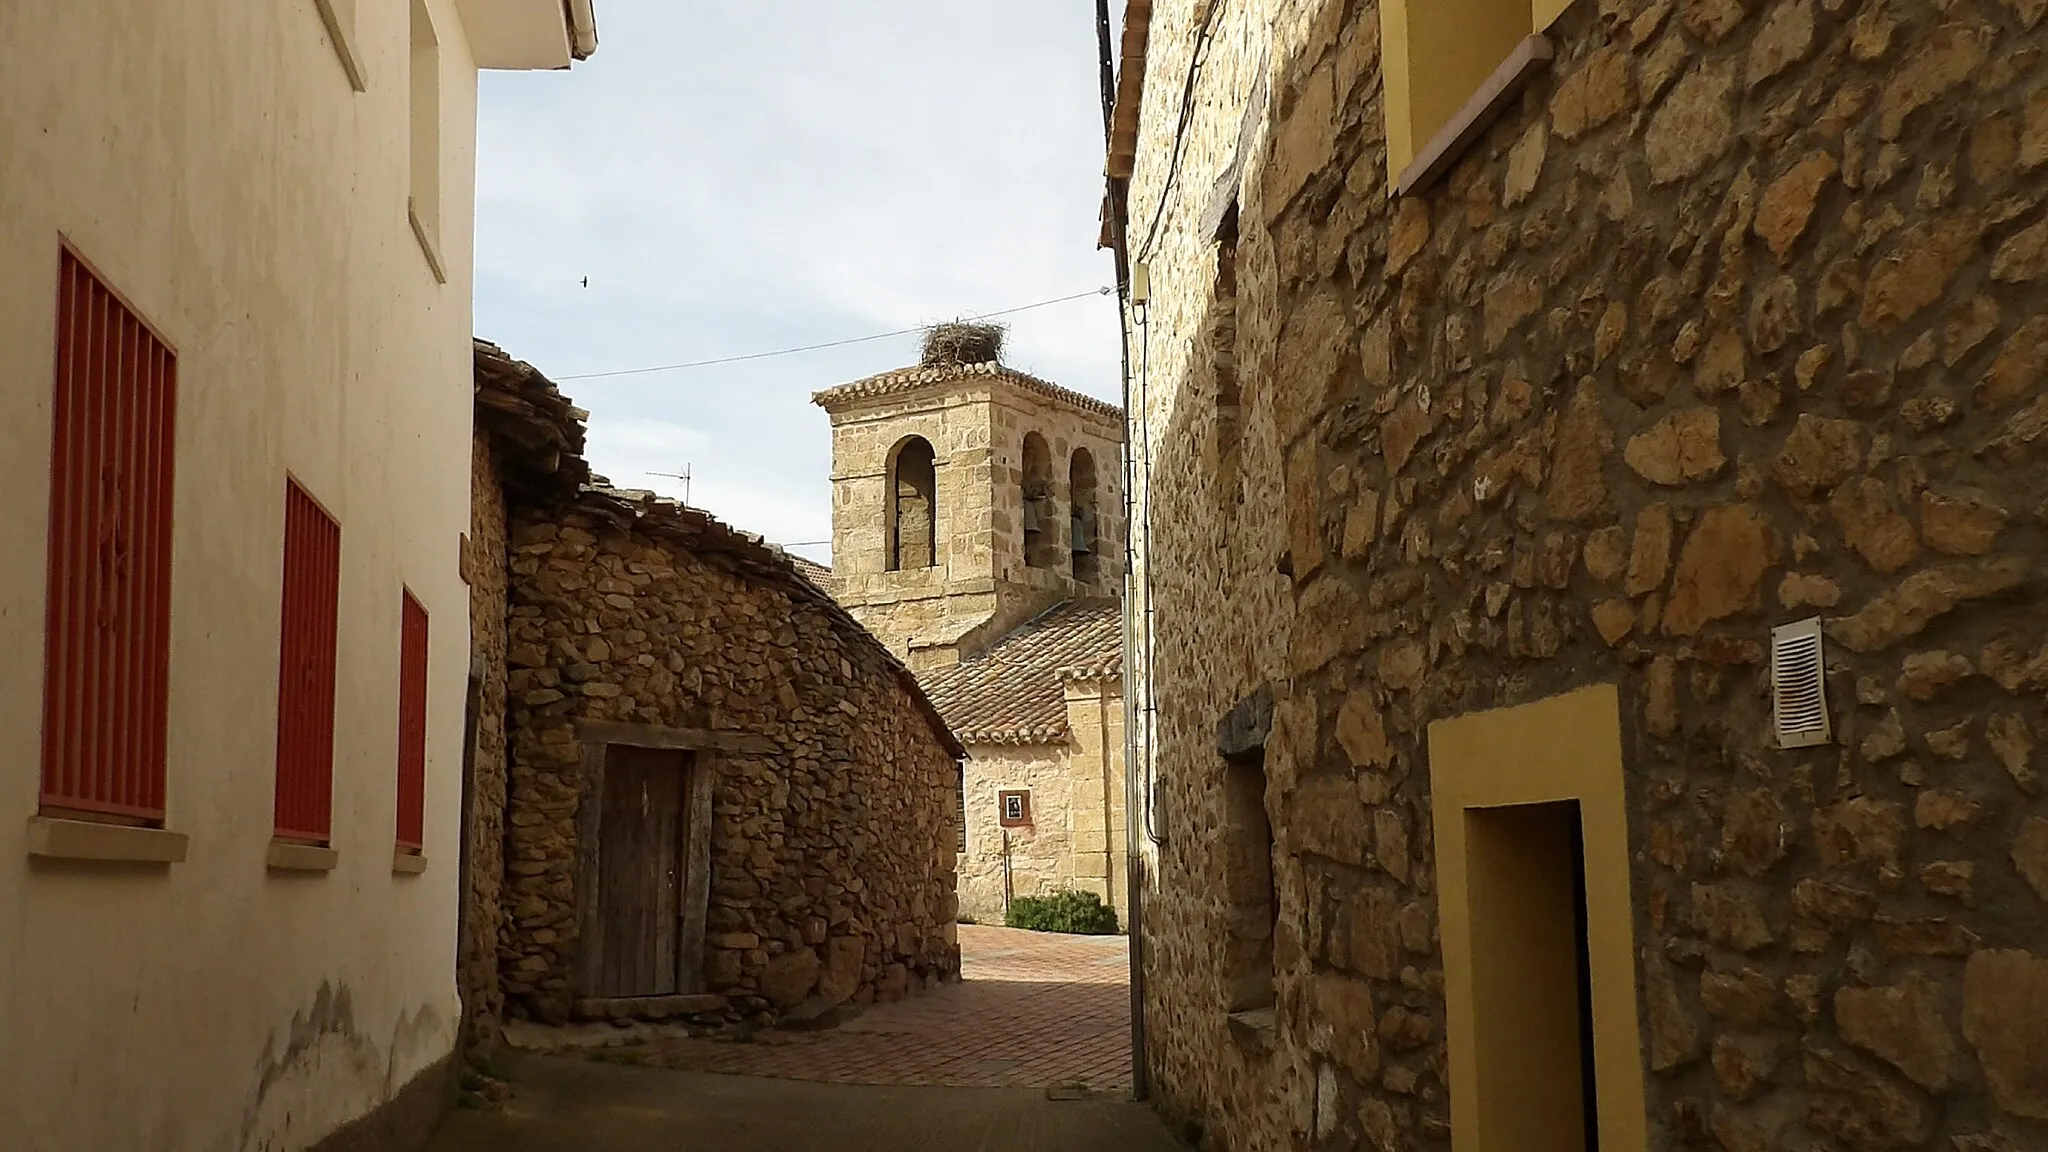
xmin=0 ymin=3 xmax=591 ymax=1149
xmin=816 ymin=365 xmax=1127 ymax=671
xmin=958 ymin=676 xmax=1129 ymax=924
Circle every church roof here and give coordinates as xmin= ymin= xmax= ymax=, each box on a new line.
xmin=920 ymin=599 xmax=1124 ymax=746
xmin=811 ymin=360 xmax=1123 ymax=422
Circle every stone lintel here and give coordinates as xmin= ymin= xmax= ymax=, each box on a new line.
xmin=577 ymin=720 xmax=778 ymax=756
xmin=1217 ymin=684 xmax=1276 ymax=762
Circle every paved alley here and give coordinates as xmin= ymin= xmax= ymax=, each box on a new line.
xmin=426 ymin=1056 xmax=1182 ymax=1152
xmin=429 ymin=926 xmax=1173 ymax=1151
xmin=617 ymin=925 xmax=1133 ymax=1091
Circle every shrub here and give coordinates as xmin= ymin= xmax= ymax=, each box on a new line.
xmin=1005 ymin=890 xmax=1120 ymax=935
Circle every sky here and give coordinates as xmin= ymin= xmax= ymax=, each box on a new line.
xmin=473 ymin=3 xmax=1125 ymax=565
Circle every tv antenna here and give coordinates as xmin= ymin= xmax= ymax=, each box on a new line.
xmin=648 ymin=467 xmax=692 ymax=506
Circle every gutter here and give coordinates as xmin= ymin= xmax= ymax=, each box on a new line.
xmin=565 ymin=0 xmax=598 ymax=59
xmin=1097 ymin=0 xmax=1150 ymax=1106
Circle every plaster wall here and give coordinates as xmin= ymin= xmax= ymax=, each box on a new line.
xmin=0 ymin=3 xmax=491 ymax=1147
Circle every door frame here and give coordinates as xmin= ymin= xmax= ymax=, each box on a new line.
xmin=570 ymin=723 xmax=723 ymax=1000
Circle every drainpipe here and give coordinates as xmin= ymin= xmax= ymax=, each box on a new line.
xmin=1098 ymin=0 xmax=1149 ymax=1104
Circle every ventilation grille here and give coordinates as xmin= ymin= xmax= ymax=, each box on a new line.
xmin=1772 ymin=617 xmax=1831 ymax=749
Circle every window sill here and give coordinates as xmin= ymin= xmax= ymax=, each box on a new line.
xmin=409 ymin=200 xmax=448 ymax=285
xmin=1395 ymin=34 xmax=1555 ymax=197
xmin=28 ymin=816 xmax=188 ymax=864
xmin=1227 ymin=1007 xmax=1279 ymax=1052
xmin=312 ymin=0 xmax=367 ymax=92
xmin=267 ymin=841 xmax=340 ymax=873
xmin=393 ymin=851 xmax=429 ymax=876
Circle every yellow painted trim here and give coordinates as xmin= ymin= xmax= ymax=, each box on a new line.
xmin=1381 ymin=0 xmax=1417 ymax=183
xmin=1381 ymin=0 xmax=1559 ymax=184
xmin=1427 ymin=684 xmax=1648 ymax=1152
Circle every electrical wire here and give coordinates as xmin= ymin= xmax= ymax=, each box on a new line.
xmin=554 ymin=287 xmax=1115 ymax=381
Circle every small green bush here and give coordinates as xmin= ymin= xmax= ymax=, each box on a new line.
xmin=1005 ymin=890 xmax=1120 ymax=935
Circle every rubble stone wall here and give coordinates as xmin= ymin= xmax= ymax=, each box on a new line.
xmin=461 ymin=432 xmax=513 ymax=1049
xmin=497 ymin=508 xmax=962 ymax=1024
xmin=1125 ymin=0 xmax=2048 ymax=1149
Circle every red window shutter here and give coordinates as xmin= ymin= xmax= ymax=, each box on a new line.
xmin=275 ymin=481 xmax=342 ymax=843
xmin=395 ymin=591 xmax=429 ymax=852
xmin=39 ymin=247 xmax=178 ymax=824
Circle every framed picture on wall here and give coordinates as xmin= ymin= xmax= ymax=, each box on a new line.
xmin=997 ymin=789 xmax=1032 ymax=828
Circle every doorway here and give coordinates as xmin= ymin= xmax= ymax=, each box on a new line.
xmin=583 ymin=745 xmax=710 ymax=1001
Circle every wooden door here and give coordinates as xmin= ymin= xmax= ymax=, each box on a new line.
xmin=593 ymin=746 xmax=688 ymax=998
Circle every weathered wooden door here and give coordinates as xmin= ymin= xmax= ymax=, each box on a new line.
xmin=593 ymin=746 xmax=688 ymax=998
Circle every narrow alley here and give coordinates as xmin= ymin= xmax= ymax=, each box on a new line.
xmin=428 ymin=927 xmax=1181 ymax=1151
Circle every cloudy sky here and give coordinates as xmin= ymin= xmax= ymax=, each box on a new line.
xmin=474 ymin=3 xmax=1124 ymax=565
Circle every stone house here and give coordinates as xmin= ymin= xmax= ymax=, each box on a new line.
xmin=467 ymin=342 xmax=966 ymax=1036
xmin=0 ymin=4 xmax=594 ymax=1150
xmin=814 ymin=339 xmax=1133 ymax=922
xmin=921 ymin=598 xmax=1128 ymax=922
xmin=1105 ymin=1 xmax=2048 ymax=1150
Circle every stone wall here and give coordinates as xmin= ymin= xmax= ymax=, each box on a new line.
xmin=960 ymin=743 xmax=1077 ymax=921
xmin=957 ymin=677 xmax=1127 ymax=924
xmin=1123 ymin=0 xmax=2048 ymax=1149
xmin=498 ymin=500 xmax=962 ymax=1024
xmin=460 ymin=431 xmax=512 ymax=1051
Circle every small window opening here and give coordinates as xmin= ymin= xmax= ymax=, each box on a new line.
xmin=957 ymin=763 xmax=968 ymax=853
xmin=1466 ymin=800 xmax=1601 ymax=1152
xmin=1021 ymin=432 xmax=1061 ymax=570
xmin=408 ymin=0 xmax=444 ymax=279
xmin=888 ymin=436 xmax=938 ymax=571
xmin=1222 ymin=751 xmax=1278 ymax=1012
xmin=1211 ymin=202 xmax=1243 ymax=496
xmin=1070 ymin=448 xmax=1101 ymax=584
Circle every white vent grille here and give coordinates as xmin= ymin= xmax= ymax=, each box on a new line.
xmin=1772 ymin=617 xmax=1831 ymax=749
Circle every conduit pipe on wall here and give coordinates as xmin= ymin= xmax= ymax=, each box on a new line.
xmin=1097 ymin=0 xmax=1150 ymax=1104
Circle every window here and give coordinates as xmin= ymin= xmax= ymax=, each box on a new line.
xmin=957 ymin=764 xmax=968 ymax=853
xmin=274 ymin=480 xmax=342 ymax=844
xmin=887 ymin=436 xmax=938 ymax=571
xmin=1383 ymin=0 xmax=1562 ymax=190
xmin=1070 ymin=448 xmax=1101 ymax=584
xmin=1210 ymin=202 xmax=1243 ymax=494
xmin=1221 ymin=751 xmax=1277 ymax=1013
xmin=1021 ymin=432 xmax=1061 ymax=570
xmin=408 ymin=0 xmax=446 ymax=282
xmin=1428 ymin=684 xmax=1648 ymax=1152
xmin=312 ymin=0 xmax=367 ymax=91
xmin=396 ymin=590 xmax=430 ymax=853
xmin=39 ymin=247 xmax=179 ymax=826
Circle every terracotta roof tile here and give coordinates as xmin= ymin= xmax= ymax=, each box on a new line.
xmin=811 ymin=360 xmax=1123 ymax=422
xmin=920 ymin=599 xmax=1124 ymax=746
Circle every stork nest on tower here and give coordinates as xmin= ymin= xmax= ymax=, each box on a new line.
xmin=921 ymin=321 xmax=1006 ymax=367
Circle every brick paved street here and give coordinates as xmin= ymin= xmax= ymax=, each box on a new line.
xmin=628 ymin=924 xmax=1135 ymax=1093
xmin=428 ymin=927 xmax=1171 ymax=1152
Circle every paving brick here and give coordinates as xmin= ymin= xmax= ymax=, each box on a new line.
xmin=636 ymin=926 xmax=1134 ymax=1094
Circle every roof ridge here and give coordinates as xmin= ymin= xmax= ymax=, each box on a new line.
xmin=811 ymin=360 xmax=1123 ymax=421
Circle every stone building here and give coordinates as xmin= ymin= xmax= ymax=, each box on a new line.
xmin=0 ymin=3 xmax=594 ymax=1149
xmin=815 ymin=335 xmax=1133 ymax=922
xmin=1106 ymin=1 xmax=2048 ymax=1150
xmin=921 ymin=598 xmax=1129 ymax=922
xmin=467 ymin=342 xmax=965 ymax=1035
xmin=814 ymin=331 xmax=1129 ymax=670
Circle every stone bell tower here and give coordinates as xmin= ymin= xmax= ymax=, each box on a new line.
xmin=812 ymin=324 xmax=1126 ymax=671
